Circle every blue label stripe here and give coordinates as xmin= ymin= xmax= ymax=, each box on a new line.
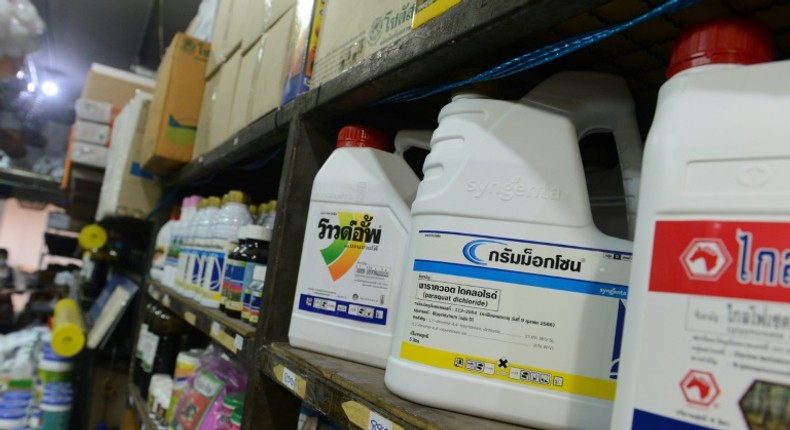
xmin=632 ymin=409 xmax=714 ymax=430
xmin=419 ymin=230 xmax=632 ymax=256
xmin=299 ymin=294 xmax=388 ymax=326
xmin=413 ymin=259 xmax=628 ymax=299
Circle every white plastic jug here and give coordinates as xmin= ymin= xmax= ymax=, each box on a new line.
xmin=385 ymin=71 xmax=642 ymax=430
xmin=611 ymin=20 xmax=790 ymax=430
xmin=289 ymin=126 xmax=429 ymax=368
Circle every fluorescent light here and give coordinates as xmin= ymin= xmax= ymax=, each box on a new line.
xmin=27 ymin=83 xmax=35 ymax=92
xmin=41 ymin=81 xmax=59 ymax=96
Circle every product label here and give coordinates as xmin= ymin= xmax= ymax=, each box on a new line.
xmin=249 ymin=290 xmax=262 ymax=324
xmin=139 ymin=331 xmax=160 ymax=373
xmin=631 ymin=220 xmax=790 ymax=429
xmin=399 ymin=230 xmax=630 ymax=400
xmin=166 ymin=234 xmax=182 ymax=268
xmin=135 ymin=323 xmax=149 ymax=359
xmin=200 ymin=239 xmax=226 ymax=303
xmin=173 ymin=370 xmax=224 ymax=430
xmin=223 ymin=259 xmax=247 ymax=311
xmin=296 ymin=205 xmax=407 ymax=326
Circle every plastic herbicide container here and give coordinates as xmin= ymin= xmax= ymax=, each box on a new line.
xmin=289 ymin=125 xmax=427 ymax=368
xmin=385 ymin=72 xmax=643 ymax=430
xmin=610 ymin=20 xmax=790 ymax=430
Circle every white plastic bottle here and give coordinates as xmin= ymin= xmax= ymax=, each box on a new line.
xmin=201 ymin=191 xmax=252 ymax=309
xmin=385 ymin=72 xmax=642 ymax=430
xmin=166 ymin=196 xmax=201 ymax=289
xmin=164 ymin=197 xmax=196 ymax=288
xmin=191 ymin=196 xmax=221 ymax=301
xmin=611 ymin=20 xmax=787 ymax=430
xmin=150 ymin=210 xmax=178 ymax=282
xmin=176 ymin=198 xmax=207 ymax=296
xmin=288 ymin=126 xmax=428 ymax=368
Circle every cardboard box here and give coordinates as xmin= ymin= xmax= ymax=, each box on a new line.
xmin=73 ymin=120 xmax=111 ymax=146
xmin=242 ymin=0 xmax=297 ymax=52
xmin=209 ymin=50 xmax=242 ymax=151
xmin=249 ymin=7 xmax=295 ymax=122
xmin=312 ymin=0 xmax=415 ymax=86
xmin=81 ymin=63 xmax=155 ymax=107
xmin=224 ymin=0 xmax=248 ymax=58
xmin=70 ymin=141 xmax=108 ymax=168
xmin=229 ymin=42 xmax=260 ymax=137
xmin=281 ymin=0 xmax=324 ymax=104
xmin=412 ymin=0 xmax=461 ymax=28
xmin=206 ymin=0 xmax=234 ymax=76
xmin=98 ymin=93 xmax=161 ymax=219
xmin=141 ymin=33 xmax=210 ymax=174
xmin=75 ymin=99 xmax=120 ymax=124
xmin=193 ymin=70 xmax=219 ymax=161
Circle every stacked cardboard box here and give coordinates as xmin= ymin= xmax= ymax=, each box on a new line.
xmin=62 ymin=65 xmax=155 ymax=188
xmin=140 ymin=33 xmax=210 ymax=174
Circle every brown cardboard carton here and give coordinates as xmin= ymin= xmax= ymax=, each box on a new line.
xmin=81 ymin=63 xmax=155 ymax=107
xmin=141 ymin=33 xmax=210 ymax=174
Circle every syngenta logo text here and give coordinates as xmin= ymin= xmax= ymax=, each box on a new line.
xmin=317 ymin=213 xmax=382 ymax=281
xmin=736 ymin=229 xmax=790 ymax=286
xmin=462 ymin=240 xmax=582 ymax=272
xmin=465 ymin=176 xmax=560 ymax=201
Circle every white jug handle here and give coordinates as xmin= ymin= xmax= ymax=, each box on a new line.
xmin=394 ymin=130 xmax=433 ymax=158
xmin=521 ymin=72 xmax=643 ymax=239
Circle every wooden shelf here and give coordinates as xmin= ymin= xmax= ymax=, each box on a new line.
xmin=128 ymin=384 xmax=159 ymax=430
xmin=147 ymin=279 xmax=256 ymax=359
xmin=263 ymin=343 xmax=533 ymax=430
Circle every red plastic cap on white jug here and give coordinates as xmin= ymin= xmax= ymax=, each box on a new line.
xmin=336 ymin=125 xmax=390 ymax=151
xmin=667 ymin=19 xmax=773 ymax=79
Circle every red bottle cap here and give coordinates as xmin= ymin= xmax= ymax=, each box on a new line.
xmin=336 ymin=125 xmax=390 ymax=151
xmin=667 ymin=19 xmax=773 ymax=79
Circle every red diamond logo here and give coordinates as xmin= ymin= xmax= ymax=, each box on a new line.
xmin=681 ymin=370 xmax=720 ymax=406
xmin=680 ymin=238 xmax=732 ymax=281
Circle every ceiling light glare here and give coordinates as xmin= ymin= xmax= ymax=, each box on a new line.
xmin=41 ymin=81 xmax=59 ymax=96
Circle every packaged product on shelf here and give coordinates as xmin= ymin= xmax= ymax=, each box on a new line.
xmin=224 ymin=225 xmax=271 ymax=320
xmin=134 ymin=303 xmax=187 ymax=398
xmin=171 ymin=346 xmax=247 ymax=430
xmin=75 ymin=98 xmax=118 ymax=124
xmin=151 ymin=209 xmax=179 ymax=281
xmin=193 ymin=196 xmax=222 ymax=302
xmin=165 ymin=349 xmax=203 ymax=425
xmin=147 ymin=373 xmax=173 ymax=425
xmin=611 ymin=20 xmax=790 ymax=430
xmin=289 ymin=126 xmax=424 ymax=368
xmin=141 ymin=33 xmax=211 ymax=174
xmin=385 ymin=72 xmax=643 ymax=429
xmin=37 ymin=344 xmax=74 ymax=385
xmin=202 ymin=191 xmax=252 ymax=310
xmin=219 ymin=391 xmax=244 ymax=428
xmin=242 ymin=268 xmax=266 ymax=324
xmin=281 ymin=0 xmax=325 ymax=104
xmin=168 ymin=196 xmax=202 ymax=289
xmin=311 ymin=0 xmax=415 ymax=87
xmin=96 ymin=90 xmax=161 ymax=221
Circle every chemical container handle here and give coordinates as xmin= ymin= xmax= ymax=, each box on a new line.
xmin=394 ymin=130 xmax=433 ymax=158
xmin=521 ymin=72 xmax=643 ymax=239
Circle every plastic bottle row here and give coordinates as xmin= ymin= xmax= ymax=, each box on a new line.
xmin=286 ymin=19 xmax=790 ymax=430
xmin=150 ymin=193 xmax=275 ymax=323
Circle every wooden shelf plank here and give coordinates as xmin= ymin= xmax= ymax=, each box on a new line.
xmin=147 ymin=279 xmax=256 ymax=359
xmin=264 ymin=343 xmax=533 ymax=430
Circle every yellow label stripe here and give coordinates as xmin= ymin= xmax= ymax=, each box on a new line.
xmin=400 ymin=342 xmax=616 ymax=401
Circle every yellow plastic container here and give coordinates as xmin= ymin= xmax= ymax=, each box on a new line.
xmin=52 ymin=299 xmax=85 ymax=357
